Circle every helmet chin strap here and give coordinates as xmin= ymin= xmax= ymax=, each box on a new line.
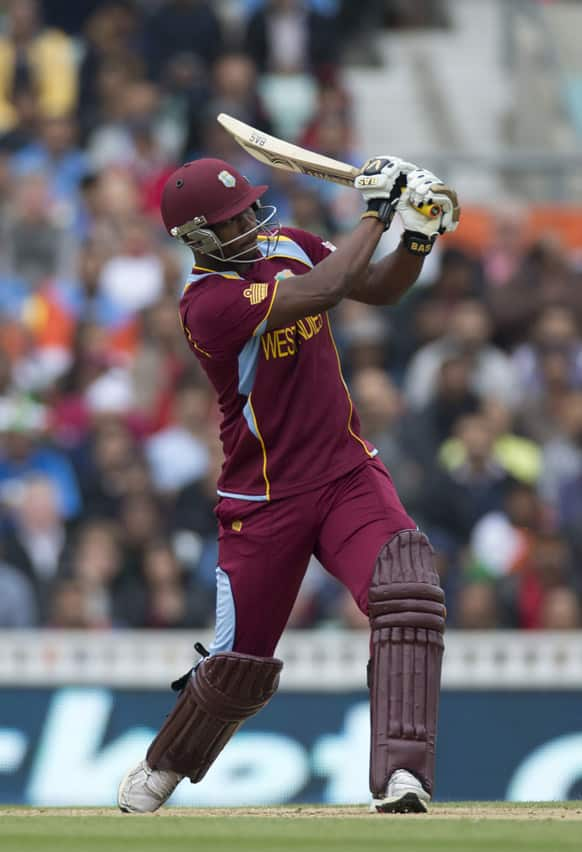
xmin=206 ymin=204 xmax=280 ymax=264
xmin=181 ymin=204 xmax=280 ymax=264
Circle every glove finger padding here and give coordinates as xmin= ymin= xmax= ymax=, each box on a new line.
xmin=398 ymin=183 xmax=461 ymax=239
xmin=356 ymin=156 xmax=419 ymax=231
xmin=430 ymin=184 xmax=461 ymax=233
xmin=355 ymin=155 xmax=417 ymax=202
xmin=404 ymin=168 xmax=461 ymax=236
xmin=408 ymin=183 xmax=460 ymax=234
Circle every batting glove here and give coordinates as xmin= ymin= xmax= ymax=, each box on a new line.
xmin=355 ymin=156 xmax=417 ymax=230
xmin=397 ymin=168 xmax=461 ymax=255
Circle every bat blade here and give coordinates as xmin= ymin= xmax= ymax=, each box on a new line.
xmin=217 ymin=113 xmax=443 ymax=221
xmin=217 ymin=113 xmax=358 ymax=188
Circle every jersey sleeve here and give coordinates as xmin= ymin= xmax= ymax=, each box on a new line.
xmin=180 ymin=277 xmax=278 ymax=359
xmin=280 ymin=226 xmax=337 ymax=266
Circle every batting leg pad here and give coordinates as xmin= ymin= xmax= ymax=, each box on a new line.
xmin=368 ymin=530 xmax=445 ymax=797
xmin=146 ymin=652 xmax=283 ymax=782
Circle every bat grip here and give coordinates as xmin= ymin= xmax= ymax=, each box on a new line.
xmin=416 ymin=202 xmax=441 ymax=219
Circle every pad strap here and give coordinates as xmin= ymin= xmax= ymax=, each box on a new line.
xmin=147 ymin=652 xmax=282 ymax=782
xmin=368 ymin=530 xmax=445 ymax=797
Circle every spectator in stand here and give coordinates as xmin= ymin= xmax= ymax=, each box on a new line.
xmin=158 ymin=53 xmax=211 ymax=161
xmin=287 ymin=185 xmax=336 ymax=238
xmin=131 ymin=296 xmax=194 ymax=432
xmin=86 ymin=80 xmax=164 ymax=172
xmin=421 ymin=412 xmax=512 ymax=547
xmin=350 ymin=366 xmax=424 ymax=517
xmin=86 ymin=166 xmax=142 ymax=249
xmin=12 ymin=246 xmax=116 ymax=395
xmin=41 ymin=1 xmax=103 ymax=36
xmin=1 ymin=475 xmax=68 ymax=622
xmin=410 ymin=355 xmax=480 ymax=465
xmin=98 ymin=216 xmax=165 ymax=313
xmin=299 ymin=79 xmax=352 ymax=152
xmin=49 ymin=578 xmax=91 ymax=628
xmin=483 ymin=203 xmax=528 ymax=290
xmin=79 ymin=53 xmax=143 ymax=150
xmin=0 ymin=396 xmax=81 ymax=520
xmin=512 ymin=305 xmax=582 ymax=396
xmin=0 ymin=171 xmax=76 ymax=287
xmin=0 ymin=90 xmax=39 ymax=153
xmin=440 ymin=398 xmax=541 ymax=487
xmin=137 ymin=539 xmax=214 ymax=628
xmin=539 ymin=586 xmax=581 ymax=630
xmin=387 ymin=246 xmax=483 ymax=374
xmin=49 ymin=300 xmax=139 ymax=452
xmin=297 ymin=82 xmax=362 ymax=230
xmin=171 ymin=431 xmax=224 ymax=590
xmin=0 ymin=349 xmax=14 ymax=403
xmin=517 ymin=344 xmax=574 ymax=445
xmin=145 ymin=378 xmax=211 ymax=495
xmin=0 ymin=0 xmax=77 ymax=135
xmin=429 ymin=246 xmax=483 ymax=305
xmin=539 ymin=390 xmax=582 ymax=508
xmin=0 ymin=561 xmax=38 ymax=626
xmin=10 ymin=114 xmax=88 ymax=213
xmin=244 ymin=0 xmax=337 ymax=77
xmin=467 ymin=481 xmax=544 ymax=583
xmin=63 ymin=518 xmax=126 ymax=627
xmin=144 ymin=0 xmax=223 ymax=82
xmin=78 ymin=1 xmax=145 ymax=140
xmin=244 ymin=0 xmax=340 ymax=139
xmin=209 ymin=54 xmax=272 ymax=135
xmin=489 ymin=231 xmax=582 ymax=350
xmin=74 ymin=415 xmax=147 ymax=519
xmin=119 ymin=491 xmax=166 ymax=573
xmin=455 ymin=582 xmax=500 ymax=629
xmin=497 ymin=531 xmax=579 ymax=630
xmin=404 ymin=299 xmax=519 ymax=411
xmin=336 ymin=302 xmax=390 ymax=373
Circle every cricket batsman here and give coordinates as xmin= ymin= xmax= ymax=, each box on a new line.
xmin=118 ymin=153 xmax=460 ymax=813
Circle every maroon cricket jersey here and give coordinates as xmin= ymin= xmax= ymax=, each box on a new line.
xmin=179 ymin=227 xmax=377 ymax=501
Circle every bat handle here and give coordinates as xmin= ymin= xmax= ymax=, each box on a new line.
xmin=416 ymin=202 xmax=441 ymax=219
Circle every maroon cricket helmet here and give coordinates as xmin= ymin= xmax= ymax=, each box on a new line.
xmin=160 ymin=158 xmax=268 ymax=235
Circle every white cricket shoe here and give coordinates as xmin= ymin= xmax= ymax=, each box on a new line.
xmin=118 ymin=760 xmax=184 ymax=813
xmin=370 ymin=769 xmax=430 ymax=814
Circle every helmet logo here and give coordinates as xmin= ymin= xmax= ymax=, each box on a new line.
xmin=218 ymin=170 xmax=236 ymax=188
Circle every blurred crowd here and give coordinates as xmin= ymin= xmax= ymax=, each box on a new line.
xmin=1 ymin=0 xmax=581 ymax=633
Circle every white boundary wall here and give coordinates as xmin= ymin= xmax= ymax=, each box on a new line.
xmin=1 ymin=630 xmax=582 ymax=690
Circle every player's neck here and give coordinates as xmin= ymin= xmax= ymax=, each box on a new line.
xmin=194 ymin=251 xmax=258 ymax=274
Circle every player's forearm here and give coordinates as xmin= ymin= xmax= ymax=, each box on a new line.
xmin=266 ymin=218 xmax=385 ymax=328
xmin=349 ymin=243 xmax=424 ymax=306
xmin=303 ymin=217 xmax=385 ymax=309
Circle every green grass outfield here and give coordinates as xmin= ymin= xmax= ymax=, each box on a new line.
xmin=1 ymin=803 xmax=581 ymax=852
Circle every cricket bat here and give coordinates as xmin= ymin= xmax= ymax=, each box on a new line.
xmin=217 ymin=112 xmax=441 ymax=219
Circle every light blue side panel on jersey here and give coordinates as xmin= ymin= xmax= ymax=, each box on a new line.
xmin=182 ymin=269 xmax=242 ymax=293
xmin=183 ymin=271 xmax=212 ymax=291
xmin=242 ymin=399 xmax=257 ymax=437
xmin=238 ymin=334 xmax=262 ymax=397
xmin=253 ymin=317 xmax=268 ymax=337
xmin=238 ymin=334 xmax=263 ymax=440
xmin=209 ymin=566 xmax=236 ymax=654
xmin=258 ymin=236 xmax=313 ymax=269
